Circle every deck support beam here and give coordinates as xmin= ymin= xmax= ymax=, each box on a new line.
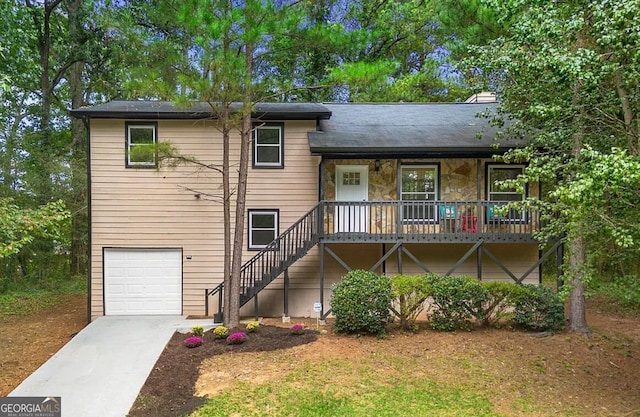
xmin=319 ymin=243 xmax=325 ymax=319
xmin=482 ymin=246 xmax=519 ymax=282
xmin=254 ymin=293 xmax=259 ymax=320
xmin=369 ymin=242 xmax=402 ymax=272
xmin=516 ymin=239 xmax=564 ymax=284
xmin=446 ymin=240 xmax=484 ymax=276
xmin=325 ymin=245 xmax=352 ymax=272
xmin=477 ymin=245 xmax=483 ymax=280
xmin=401 ymin=245 xmax=431 ymax=273
xmin=283 ymin=269 xmax=289 ymax=317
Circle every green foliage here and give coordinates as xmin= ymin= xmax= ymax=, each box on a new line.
xmin=428 ymin=275 xmax=487 ymax=331
xmin=213 ymin=326 xmax=229 ymax=339
xmin=391 ymin=274 xmax=432 ymax=331
xmin=513 ymin=285 xmax=565 ymax=332
xmin=0 ymin=199 xmax=71 ymax=259
xmin=330 ymin=270 xmax=393 ymax=336
xmin=464 ymin=0 xmax=640 ymax=330
xmin=593 ymin=275 xmax=640 ymax=311
xmin=0 ymin=278 xmax=86 ymax=316
xmin=481 ymin=281 xmax=528 ymax=327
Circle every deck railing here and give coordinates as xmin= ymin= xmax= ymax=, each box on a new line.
xmin=321 ymin=200 xmax=538 ymax=242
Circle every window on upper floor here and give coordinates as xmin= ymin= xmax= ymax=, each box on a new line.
xmin=487 ymin=164 xmax=526 ymax=221
xmin=248 ymin=209 xmax=279 ymax=250
xmin=253 ymin=123 xmax=284 ymax=168
xmin=400 ymin=164 xmax=439 ymax=222
xmin=126 ymin=122 xmax=157 ymax=168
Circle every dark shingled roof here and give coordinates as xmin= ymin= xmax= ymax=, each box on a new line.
xmin=308 ymin=103 xmax=520 ymax=156
xmin=70 ymin=100 xmax=332 ymax=120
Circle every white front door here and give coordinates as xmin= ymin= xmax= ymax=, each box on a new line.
xmin=335 ymin=165 xmax=369 ymax=232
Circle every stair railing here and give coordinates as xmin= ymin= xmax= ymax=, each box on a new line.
xmin=239 ymin=203 xmax=322 ymax=305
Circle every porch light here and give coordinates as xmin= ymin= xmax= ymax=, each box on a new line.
xmin=374 ymin=159 xmax=381 ymax=172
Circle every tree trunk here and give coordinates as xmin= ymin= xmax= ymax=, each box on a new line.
xmin=227 ymin=42 xmax=255 ymax=329
xmin=67 ymin=0 xmax=88 ymax=276
xmin=221 ymin=107 xmax=232 ymax=326
xmin=566 ymin=64 xmax=590 ymax=335
xmin=567 ymin=233 xmax=590 ymax=335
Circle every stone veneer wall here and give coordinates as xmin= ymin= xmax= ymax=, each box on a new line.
xmin=324 ymin=158 xmax=484 ymax=201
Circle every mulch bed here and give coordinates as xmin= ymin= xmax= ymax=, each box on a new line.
xmin=127 ymin=325 xmax=318 ymax=417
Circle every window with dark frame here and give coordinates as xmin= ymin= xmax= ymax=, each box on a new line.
xmin=253 ymin=124 xmax=284 ymax=168
xmin=248 ymin=210 xmax=279 ymax=250
xmin=126 ymin=123 xmax=157 ymax=167
xmin=400 ymin=164 xmax=439 ymax=221
xmin=487 ymin=165 xmax=526 ymax=221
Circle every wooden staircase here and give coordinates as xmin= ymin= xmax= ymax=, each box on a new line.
xmin=206 ymin=203 xmax=322 ymax=319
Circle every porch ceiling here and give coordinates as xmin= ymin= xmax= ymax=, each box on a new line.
xmin=308 ymin=102 xmax=525 ymax=155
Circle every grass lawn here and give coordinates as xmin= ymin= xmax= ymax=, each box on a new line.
xmin=194 ymin=357 xmax=498 ymax=417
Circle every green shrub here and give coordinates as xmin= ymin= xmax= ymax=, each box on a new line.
xmin=213 ymin=325 xmax=229 ymax=339
xmin=480 ymin=281 xmax=528 ymax=327
xmin=246 ymin=321 xmax=260 ymax=333
xmin=594 ymin=275 xmax=640 ymax=311
xmin=514 ymin=285 xmax=565 ymax=331
xmin=391 ymin=274 xmax=432 ymax=331
xmin=191 ymin=325 xmax=204 ymax=337
xmin=429 ymin=275 xmax=487 ymax=331
xmin=330 ymin=269 xmax=393 ymax=336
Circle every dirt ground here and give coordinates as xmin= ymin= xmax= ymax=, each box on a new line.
xmin=0 ymin=293 xmax=87 ymax=396
xmin=1 ymin=295 xmax=639 ymax=417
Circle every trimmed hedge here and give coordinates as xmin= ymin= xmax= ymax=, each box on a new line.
xmin=514 ymin=284 xmax=565 ymax=331
xmin=391 ymin=273 xmax=432 ymax=331
xmin=330 ymin=271 xmax=565 ymax=333
xmin=428 ymin=275 xmax=487 ymax=331
xmin=330 ymin=269 xmax=393 ymax=336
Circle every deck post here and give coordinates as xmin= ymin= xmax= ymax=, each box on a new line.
xmin=254 ymin=293 xmax=259 ymax=321
xmin=477 ymin=244 xmax=483 ymax=280
xmin=397 ymin=242 xmax=403 ymax=274
xmin=319 ymin=242 xmax=325 ymax=318
xmin=283 ymin=269 xmax=289 ymax=317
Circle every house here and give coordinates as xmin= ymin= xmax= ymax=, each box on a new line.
xmin=71 ymin=100 xmax=559 ymax=321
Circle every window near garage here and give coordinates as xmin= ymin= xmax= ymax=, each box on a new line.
xmin=400 ymin=164 xmax=439 ymax=221
xmin=253 ymin=123 xmax=284 ymax=168
xmin=248 ymin=209 xmax=279 ymax=250
xmin=126 ymin=122 xmax=157 ymax=167
xmin=487 ymin=164 xmax=526 ymax=221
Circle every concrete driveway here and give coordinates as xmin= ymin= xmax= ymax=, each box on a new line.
xmin=9 ymin=315 xmax=213 ymax=417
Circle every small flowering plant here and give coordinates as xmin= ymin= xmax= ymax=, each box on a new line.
xmin=226 ymin=332 xmax=247 ymax=345
xmin=191 ymin=325 xmax=204 ymax=337
xmin=246 ymin=321 xmax=260 ymax=333
xmin=291 ymin=323 xmax=305 ymax=335
xmin=184 ymin=336 xmax=203 ymax=348
xmin=213 ymin=325 xmax=229 ymax=339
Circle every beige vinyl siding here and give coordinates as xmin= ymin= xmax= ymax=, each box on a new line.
xmin=90 ymin=119 xmax=320 ymax=319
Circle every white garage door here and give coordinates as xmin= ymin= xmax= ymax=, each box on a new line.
xmin=104 ymin=248 xmax=182 ymax=315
